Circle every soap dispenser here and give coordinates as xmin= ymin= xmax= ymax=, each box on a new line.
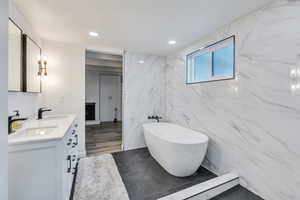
xmin=11 ymin=110 xmax=23 ymax=130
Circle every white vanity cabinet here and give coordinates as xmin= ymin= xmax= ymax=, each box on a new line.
xmin=8 ymin=118 xmax=79 ymax=200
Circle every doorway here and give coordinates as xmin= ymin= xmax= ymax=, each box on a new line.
xmin=99 ymin=75 xmax=122 ymax=122
xmin=85 ymin=50 xmax=123 ymax=157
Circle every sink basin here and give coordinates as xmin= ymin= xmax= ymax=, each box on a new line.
xmin=25 ymin=126 xmax=57 ymax=136
xmin=10 ymin=126 xmax=57 ymax=138
xmin=43 ymin=115 xmax=68 ymax=120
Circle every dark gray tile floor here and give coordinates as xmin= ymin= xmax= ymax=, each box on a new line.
xmin=112 ymin=148 xmax=217 ymax=200
xmin=72 ymin=147 xmax=265 ymax=200
xmin=211 ymin=185 xmax=264 ymax=200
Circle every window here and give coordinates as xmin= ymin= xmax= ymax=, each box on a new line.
xmin=186 ymin=36 xmax=235 ymax=84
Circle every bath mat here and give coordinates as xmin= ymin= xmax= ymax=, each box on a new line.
xmin=73 ymin=154 xmax=130 ymax=200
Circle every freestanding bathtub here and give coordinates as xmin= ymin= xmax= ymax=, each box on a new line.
xmin=143 ymin=123 xmax=209 ymax=177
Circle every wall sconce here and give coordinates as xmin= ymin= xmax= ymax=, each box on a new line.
xmin=37 ymin=56 xmax=48 ymax=77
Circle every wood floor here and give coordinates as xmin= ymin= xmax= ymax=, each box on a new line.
xmin=86 ymin=122 xmax=122 ymax=157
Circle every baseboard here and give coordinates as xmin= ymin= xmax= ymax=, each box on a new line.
xmin=85 ymin=120 xmax=101 ymax=125
xmin=78 ymin=150 xmax=86 ymax=158
xmin=123 ymin=144 xmax=147 ymax=151
xmin=158 ymin=173 xmax=239 ymax=200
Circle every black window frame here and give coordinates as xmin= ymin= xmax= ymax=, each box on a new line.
xmin=186 ymin=35 xmax=236 ymax=84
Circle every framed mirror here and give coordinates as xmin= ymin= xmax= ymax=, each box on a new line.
xmin=8 ymin=18 xmax=23 ymax=92
xmin=23 ymin=34 xmax=41 ymax=93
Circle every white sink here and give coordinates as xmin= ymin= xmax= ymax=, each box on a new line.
xmin=10 ymin=126 xmax=57 ymax=138
xmin=43 ymin=115 xmax=68 ymax=120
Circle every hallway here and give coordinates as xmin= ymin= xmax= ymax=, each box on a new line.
xmin=85 ymin=122 xmax=122 ymax=157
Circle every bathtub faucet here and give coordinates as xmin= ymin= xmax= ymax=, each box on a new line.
xmin=148 ymin=115 xmax=162 ymax=122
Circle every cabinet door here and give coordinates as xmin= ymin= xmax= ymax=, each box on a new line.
xmin=8 ymin=19 xmax=22 ymax=92
xmin=9 ymin=143 xmax=57 ymax=200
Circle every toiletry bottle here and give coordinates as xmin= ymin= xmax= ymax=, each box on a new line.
xmin=12 ymin=110 xmax=23 ymax=130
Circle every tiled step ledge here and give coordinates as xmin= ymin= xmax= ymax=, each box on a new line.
xmin=158 ymin=173 xmax=239 ymax=200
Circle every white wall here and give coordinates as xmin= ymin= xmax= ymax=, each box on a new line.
xmin=100 ymin=75 xmax=122 ymax=122
xmin=41 ymin=40 xmax=86 ymax=157
xmin=9 ymin=1 xmax=41 ymax=45
xmin=85 ymin=70 xmax=100 ymax=122
xmin=166 ymin=1 xmax=300 ymax=199
xmin=8 ymin=92 xmax=40 ymax=116
xmin=123 ymin=52 xmax=166 ymax=150
xmin=8 ymin=1 xmax=41 ymax=116
xmin=0 ymin=0 xmax=8 ymax=199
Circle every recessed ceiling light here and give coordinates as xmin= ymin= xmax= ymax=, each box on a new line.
xmin=168 ymin=40 xmax=176 ymax=45
xmin=89 ymin=32 xmax=99 ymax=37
xmin=138 ymin=60 xmax=145 ymax=64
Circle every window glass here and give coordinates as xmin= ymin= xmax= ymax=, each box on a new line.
xmin=186 ymin=36 xmax=235 ymax=84
xmin=194 ymin=52 xmax=212 ymax=81
xmin=213 ymin=45 xmax=234 ymax=76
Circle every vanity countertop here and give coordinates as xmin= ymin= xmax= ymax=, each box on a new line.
xmin=8 ymin=114 xmax=77 ymax=146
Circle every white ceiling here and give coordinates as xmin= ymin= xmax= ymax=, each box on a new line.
xmin=13 ymin=0 xmax=274 ymax=55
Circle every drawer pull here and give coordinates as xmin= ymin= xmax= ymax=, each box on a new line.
xmin=72 ymin=155 xmax=76 ymax=162
xmin=72 ymin=135 xmax=78 ymax=148
xmin=73 ymin=135 xmax=78 ymax=146
xmin=67 ymin=155 xmax=71 ymax=173
xmin=72 ymin=165 xmax=77 ymax=175
xmin=67 ymin=139 xmax=72 ymax=146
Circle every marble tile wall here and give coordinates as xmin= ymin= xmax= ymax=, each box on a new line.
xmin=165 ymin=1 xmax=300 ymax=199
xmin=123 ymin=52 xmax=166 ymax=150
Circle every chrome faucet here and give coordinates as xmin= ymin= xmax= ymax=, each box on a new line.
xmin=8 ymin=110 xmax=28 ymax=134
xmin=38 ymin=108 xmax=52 ymax=120
xmin=148 ymin=115 xmax=162 ymax=122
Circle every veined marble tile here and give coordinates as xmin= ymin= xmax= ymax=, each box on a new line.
xmin=123 ymin=52 xmax=166 ymax=150
xmin=166 ymin=0 xmax=300 ymax=199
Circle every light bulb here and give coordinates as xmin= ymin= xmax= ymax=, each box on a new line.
xmin=89 ymin=32 xmax=99 ymax=37
xmin=168 ymin=40 xmax=176 ymax=45
xmin=290 ymin=68 xmax=298 ymax=77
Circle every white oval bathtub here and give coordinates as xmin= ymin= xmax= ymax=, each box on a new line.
xmin=143 ymin=123 xmax=209 ymax=177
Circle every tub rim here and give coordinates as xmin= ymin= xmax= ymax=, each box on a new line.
xmin=143 ymin=122 xmax=209 ymax=145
